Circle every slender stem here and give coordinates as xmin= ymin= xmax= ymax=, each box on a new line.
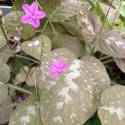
xmin=111 ymin=0 xmax=123 ymax=28
xmin=6 ymin=84 xmax=32 ymax=95
xmin=42 ymin=19 xmax=49 ymax=33
xmin=100 ymin=55 xmax=111 ymax=61
xmin=103 ymin=59 xmax=114 ymax=64
xmin=16 ymin=54 xmax=40 ymax=64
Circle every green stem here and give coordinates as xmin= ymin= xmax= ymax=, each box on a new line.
xmin=100 ymin=55 xmax=111 ymax=61
xmin=6 ymin=84 xmax=32 ymax=95
xmin=103 ymin=59 xmax=114 ymax=64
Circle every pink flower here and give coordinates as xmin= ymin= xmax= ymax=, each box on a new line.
xmin=21 ymin=0 xmax=46 ymax=28
xmin=49 ymin=58 xmax=68 ymax=77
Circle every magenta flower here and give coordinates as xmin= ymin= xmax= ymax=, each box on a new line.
xmin=21 ymin=0 xmax=46 ymax=28
xmin=49 ymin=58 xmax=68 ymax=77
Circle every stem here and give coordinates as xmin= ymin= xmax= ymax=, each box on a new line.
xmin=6 ymin=84 xmax=32 ymax=95
xmin=16 ymin=54 xmax=40 ymax=64
xmin=42 ymin=19 xmax=49 ymax=33
xmin=100 ymin=55 xmax=111 ymax=61
xmin=103 ymin=59 xmax=114 ymax=64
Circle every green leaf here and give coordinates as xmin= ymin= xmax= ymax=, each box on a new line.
xmin=3 ymin=11 xmax=34 ymax=40
xmin=43 ymin=0 xmax=84 ymax=22
xmin=9 ymin=96 xmax=41 ymax=125
xmin=21 ymin=35 xmax=51 ymax=60
xmin=0 ymin=58 xmax=10 ymax=83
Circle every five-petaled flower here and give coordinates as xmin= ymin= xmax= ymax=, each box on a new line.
xmin=49 ymin=58 xmax=68 ymax=77
xmin=21 ymin=0 xmax=46 ymax=28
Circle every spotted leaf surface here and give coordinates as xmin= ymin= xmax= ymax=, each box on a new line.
xmin=35 ymin=49 xmax=98 ymax=125
xmin=52 ymin=33 xmax=85 ymax=57
xmin=114 ymin=58 xmax=125 ymax=73
xmin=43 ymin=0 xmax=84 ymax=22
xmin=98 ymin=85 xmax=125 ymax=125
xmin=21 ymin=35 xmax=51 ymax=60
xmin=81 ymin=56 xmax=110 ymax=99
xmin=96 ymin=31 xmax=125 ymax=58
xmin=9 ymin=96 xmax=41 ymax=125
xmin=77 ymin=7 xmax=104 ymax=44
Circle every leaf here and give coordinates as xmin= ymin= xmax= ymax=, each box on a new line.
xmin=98 ymin=85 xmax=125 ymax=125
xmin=2 ymin=11 xmax=34 ymax=40
xmin=0 ymin=58 xmax=10 ymax=83
xmin=81 ymin=56 xmax=110 ymax=99
xmin=114 ymin=58 xmax=125 ymax=73
xmin=43 ymin=0 xmax=84 ymax=22
xmin=0 ymin=96 xmax=14 ymax=124
xmin=21 ymin=35 xmax=51 ymax=60
xmin=9 ymin=96 xmax=41 ymax=125
xmin=99 ymin=3 xmax=119 ymax=24
xmin=96 ymin=31 xmax=125 ymax=58
xmin=52 ymin=33 xmax=85 ymax=57
xmin=0 ymin=45 xmax=13 ymax=63
xmin=61 ymin=20 xmax=83 ymax=39
xmin=77 ymin=7 xmax=104 ymax=44
xmin=36 ymin=49 xmax=98 ymax=125
xmin=0 ymin=29 xmax=7 ymax=49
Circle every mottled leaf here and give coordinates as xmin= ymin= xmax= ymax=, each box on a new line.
xmin=99 ymin=3 xmax=119 ymax=24
xmin=36 ymin=49 xmax=98 ymax=125
xmin=98 ymin=85 xmax=125 ymax=125
xmin=114 ymin=58 xmax=125 ymax=73
xmin=52 ymin=33 xmax=85 ymax=57
xmin=21 ymin=35 xmax=51 ymax=60
xmin=81 ymin=56 xmax=110 ymax=99
xmin=96 ymin=31 xmax=125 ymax=58
xmin=9 ymin=96 xmax=41 ymax=125
xmin=43 ymin=0 xmax=84 ymax=22
xmin=77 ymin=7 xmax=104 ymax=43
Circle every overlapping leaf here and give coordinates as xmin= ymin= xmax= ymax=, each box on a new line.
xmin=9 ymin=96 xmax=41 ymax=125
xmin=98 ymin=85 xmax=125 ymax=125
xmin=52 ymin=33 xmax=85 ymax=57
xmin=81 ymin=56 xmax=110 ymax=99
xmin=21 ymin=35 xmax=51 ymax=60
xmin=43 ymin=0 xmax=84 ymax=22
xmin=2 ymin=11 xmax=34 ymax=40
xmin=77 ymin=7 xmax=125 ymax=58
xmin=0 ymin=58 xmax=10 ymax=83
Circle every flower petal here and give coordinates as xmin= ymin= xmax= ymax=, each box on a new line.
xmin=30 ymin=1 xmax=38 ymax=12
xmin=21 ymin=15 xmax=32 ymax=23
xmin=22 ymin=3 xmax=31 ymax=14
xmin=36 ymin=11 xmax=46 ymax=19
xmin=31 ymin=18 xmax=40 ymax=28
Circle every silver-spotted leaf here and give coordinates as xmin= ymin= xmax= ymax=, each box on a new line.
xmin=52 ymin=33 xmax=85 ymax=57
xmin=114 ymin=58 xmax=125 ymax=73
xmin=99 ymin=3 xmax=119 ymax=24
xmin=0 ymin=58 xmax=10 ymax=83
xmin=36 ymin=49 xmax=98 ymax=125
xmin=43 ymin=0 xmax=84 ymax=22
xmin=9 ymin=96 xmax=41 ymax=125
xmin=77 ymin=7 xmax=104 ymax=43
xmin=96 ymin=31 xmax=125 ymax=58
xmin=81 ymin=56 xmax=110 ymax=99
xmin=21 ymin=35 xmax=51 ymax=60
xmin=98 ymin=85 xmax=125 ymax=125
